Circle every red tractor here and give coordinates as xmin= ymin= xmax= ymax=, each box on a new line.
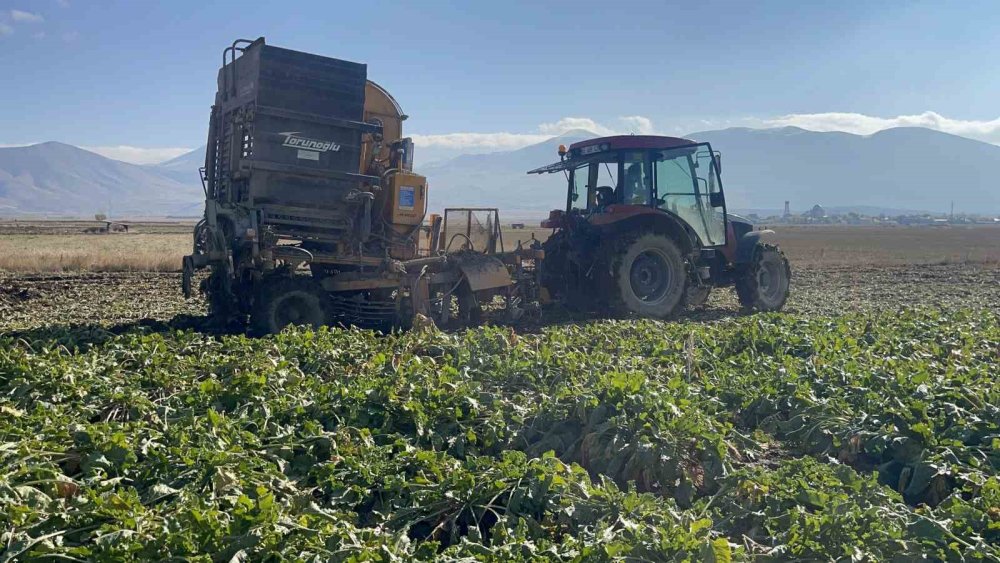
xmin=528 ymin=135 xmax=790 ymax=318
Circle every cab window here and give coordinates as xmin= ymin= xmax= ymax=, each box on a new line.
xmin=569 ymin=158 xmax=619 ymax=212
xmin=653 ymin=146 xmax=725 ymax=246
xmin=620 ymin=152 xmax=652 ymax=205
xmin=569 ymin=163 xmax=590 ymax=212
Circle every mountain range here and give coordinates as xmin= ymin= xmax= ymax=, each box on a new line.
xmin=155 ymin=148 xmax=205 ymax=188
xmin=1 ymin=126 xmax=997 ymax=217
xmin=424 ymin=126 xmax=1000 ymax=216
xmin=689 ymin=126 xmax=999 ymax=215
xmin=0 ymin=142 xmax=201 ymax=216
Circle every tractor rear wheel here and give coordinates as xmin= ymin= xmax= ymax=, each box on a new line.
xmin=250 ymin=276 xmax=331 ymax=335
xmin=735 ymin=243 xmax=791 ymax=312
xmin=613 ymin=233 xmax=687 ymax=319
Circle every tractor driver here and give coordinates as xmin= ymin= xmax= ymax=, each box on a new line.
xmin=622 ymin=161 xmax=650 ymax=205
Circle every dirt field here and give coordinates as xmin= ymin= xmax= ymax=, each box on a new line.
xmin=0 ymin=219 xmax=194 ymax=235
xmin=0 ymin=234 xmax=189 ymax=272
xmin=770 ymin=224 xmax=1000 ymax=265
xmin=2 ymin=262 xmax=997 ymax=333
xmin=1 ymin=223 xmax=998 ymax=273
xmin=0 ymin=219 xmax=194 ymax=272
xmin=0 ymin=223 xmax=997 ymax=332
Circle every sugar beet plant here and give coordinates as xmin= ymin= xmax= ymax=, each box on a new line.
xmin=0 ymin=309 xmax=998 ymax=560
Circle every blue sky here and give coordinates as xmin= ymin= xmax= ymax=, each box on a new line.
xmin=2 ymin=0 xmax=1000 ymax=163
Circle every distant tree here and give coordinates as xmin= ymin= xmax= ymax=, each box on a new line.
xmin=95 ymin=213 xmax=107 ymax=222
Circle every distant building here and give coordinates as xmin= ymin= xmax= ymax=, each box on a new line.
xmin=783 ymin=201 xmax=791 ymax=217
xmin=808 ymin=204 xmax=827 ymax=219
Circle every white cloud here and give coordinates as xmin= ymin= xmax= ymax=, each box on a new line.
xmin=413 ymin=115 xmax=658 ymax=153
xmin=620 ymin=115 xmax=655 ymax=135
xmin=0 ymin=22 xmax=13 ymax=35
xmin=764 ymin=111 xmax=1000 ymax=144
xmin=409 ymin=132 xmax=551 ymax=151
xmin=10 ymin=9 xmax=43 ymax=23
xmin=538 ymin=117 xmax=616 ymax=136
xmin=83 ymin=145 xmax=193 ymax=165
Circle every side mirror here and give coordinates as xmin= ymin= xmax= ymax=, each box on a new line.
xmin=710 ymin=191 xmax=724 ymax=208
xmin=714 ymin=151 xmax=722 ymax=174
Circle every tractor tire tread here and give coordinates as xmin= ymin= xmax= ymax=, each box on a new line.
xmin=735 ymin=243 xmax=791 ymax=313
xmin=250 ymin=275 xmax=331 ymax=336
xmin=609 ymin=231 xmax=687 ymax=319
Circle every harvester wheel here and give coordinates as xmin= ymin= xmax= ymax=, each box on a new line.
xmin=205 ymin=265 xmax=235 ymax=321
xmin=455 ymin=280 xmax=482 ymax=328
xmin=735 ymin=243 xmax=791 ymax=312
xmin=613 ymin=233 xmax=686 ymax=319
xmin=181 ymin=256 xmax=194 ymax=299
xmin=250 ymin=276 xmax=331 ymax=335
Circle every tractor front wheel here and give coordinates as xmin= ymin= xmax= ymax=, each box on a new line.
xmin=685 ymin=284 xmax=712 ymax=309
xmin=250 ymin=276 xmax=331 ymax=335
xmin=613 ymin=233 xmax=687 ymax=319
xmin=735 ymin=243 xmax=791 ymax=312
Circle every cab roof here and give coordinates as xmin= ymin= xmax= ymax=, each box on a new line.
xmin=527 ymin=135 xmax=700 ymax=174
xmin=570 ymin=135 xmax=696 ymax=153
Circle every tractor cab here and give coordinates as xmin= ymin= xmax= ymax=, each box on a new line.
xmin=529 ymin=135 xmax=728 ymax=248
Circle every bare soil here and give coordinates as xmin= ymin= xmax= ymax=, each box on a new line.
xmin=2 ymin=263 xmax=996 ymax=333
xmin=1 ymin=223 xmax=997 ymax=332
xmin=769 ymin=224 xmax=1000 ymax=266
xmin=1 ymin=222 xmax=997 ymax=273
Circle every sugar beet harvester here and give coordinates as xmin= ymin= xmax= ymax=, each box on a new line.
xmin=182 ymin=38 xmax=533 ymax=334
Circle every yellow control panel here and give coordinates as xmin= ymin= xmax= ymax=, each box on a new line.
xmin=389 ymin=171 xmax=427 ymax=226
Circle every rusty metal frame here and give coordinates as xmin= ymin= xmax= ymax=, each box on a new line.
xmin=440 ymin=207 xmax=505 ymax=255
